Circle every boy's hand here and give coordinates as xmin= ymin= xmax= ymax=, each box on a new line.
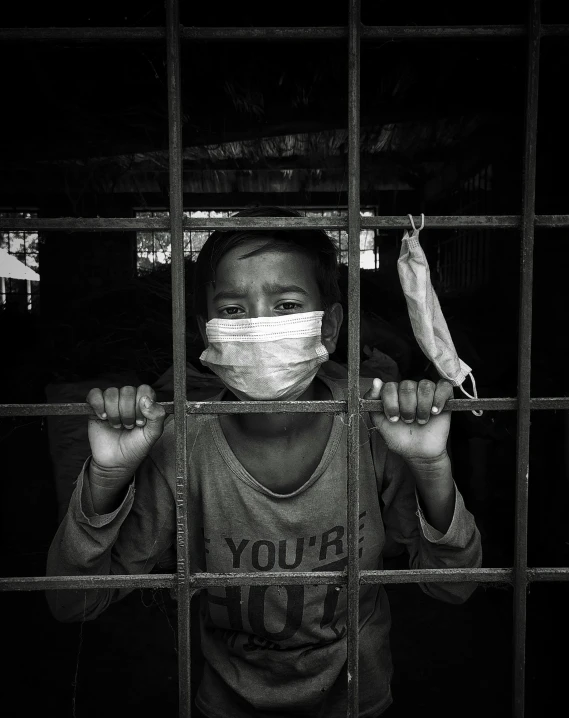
xmin=364 ymin=378 xmax=453 ymax=462
xmin=86 ymin=385 xmax=166 ymax=482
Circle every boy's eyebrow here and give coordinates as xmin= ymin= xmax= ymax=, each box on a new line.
xmin=263 ymin=283 xmax=310 ymax=296
xmin=212 ymin=284 xmax=309 ymax=302
xmin=212 ymin=288 xmax=249 ymax=302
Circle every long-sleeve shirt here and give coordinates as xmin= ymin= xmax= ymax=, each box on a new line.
xmin=46 ymin=374 xmax=482 ymax=718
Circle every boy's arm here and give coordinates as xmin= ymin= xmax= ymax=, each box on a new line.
xmin=46 ymin=441 xmax=176 ymax=622
xmin=379 ymin=445 xmax=482 ymax=604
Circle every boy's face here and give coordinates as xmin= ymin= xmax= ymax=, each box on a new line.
xmin=202 ymin=240 xmax=343 ymax=353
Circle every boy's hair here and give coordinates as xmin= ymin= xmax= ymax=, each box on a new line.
xmin=193 ymin=206 xmax=341 ymax=318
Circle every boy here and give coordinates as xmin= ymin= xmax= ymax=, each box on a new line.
xmin=47 ymin=207 xmax=482 ymax=718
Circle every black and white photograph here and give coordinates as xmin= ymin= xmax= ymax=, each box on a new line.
xmin=1 ymin=2 xmax=568 ymax=717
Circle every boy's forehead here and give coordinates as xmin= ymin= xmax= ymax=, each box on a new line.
xmin=214 ymin=241 xmax=317 ymax=287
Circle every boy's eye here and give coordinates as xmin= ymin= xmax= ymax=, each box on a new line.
xmin=219 ymin=306 xmax=244 ymax=316
xmin=276 ymin=302 xmax=302 ymax=311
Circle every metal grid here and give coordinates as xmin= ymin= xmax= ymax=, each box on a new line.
xmin=0 ymin=2 xmax=568 ymax=717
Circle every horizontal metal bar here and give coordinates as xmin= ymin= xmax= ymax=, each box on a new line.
xmin=1 ymin=26 xmax=567 ymax=43
xmin=0 ymin=400 xmax=342 ymax=416
xmin=0 ymin=568 xmax=521 ymax=593
xmin=182 ymin=27 xmax=347 ymax=41
xmin=0 ymin=27 xmax=167 ymax=42
xmin=0 ymin=575 xmax=177 ymax=591
xmin=3 ymin=567 xmax=569 ymax=593
xmin=2 ymin=216 xmax=569 ymax=232
xmin=541 ymin=25 xmax=569 ymax=37
xmin=360 ymin=568 xmax=513 ymax=584
xmin=363 ymin=25 xmax=527 ymax=39
xmin=189 ymin=569 xmax=512 ymax=587
xmin=2 ymin=397 xmax=569 ymax=417
xmin=364 ymin=25 xmax=568 ymax=39
xmin=527 ymin=568 xmax=569 ymax=582
xmin=0 ymin=217 xmax=347 ymax=232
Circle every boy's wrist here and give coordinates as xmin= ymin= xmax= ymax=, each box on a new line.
xmin=88 ymin=459 xmax=135 ymax=490
xmin=407 ymin=451 xmax=455 ymax=533
xmin=405 ymin=450 xmax=451 ymax=478
xmin=86 ymin=462 xmax=133 ymax=516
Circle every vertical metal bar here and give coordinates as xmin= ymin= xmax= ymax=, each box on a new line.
xmin=514 ymin=2 xmax=540 ymax=716
xmin=165 ymin=1 xmax=192 ymax=716
xmin=346 ymin=1 xmax=361 ymax=716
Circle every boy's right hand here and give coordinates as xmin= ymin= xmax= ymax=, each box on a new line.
xmin=86 ymin=385 xmax=166 ymax=483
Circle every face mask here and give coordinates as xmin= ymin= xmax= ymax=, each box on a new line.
xmin=397 ymin=214 xmax=482 ymax=416
xmin=199 ymin=311 xmax=329 ymax=401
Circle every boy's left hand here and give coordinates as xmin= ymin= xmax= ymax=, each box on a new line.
xmin=364 ymin=378 xmax=453 ymax=462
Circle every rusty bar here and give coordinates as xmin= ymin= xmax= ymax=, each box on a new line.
xmin=0 ymin=27 xmax=167 ymax=41
xmin=3 ymin=215 xmax=569 ymax=232
xmin=534 ymin=215 xmax=569 ymax=227
xmin=346 ymin=2 xmax=361 ymax=715
xmin=0 ymin=568 xmax=520 ymax=593
xmin=527 ymin=568 xmax=569 ymax=581
xmin=165 ymin=1 xmax=192 ymax=715
xmin=4 ymin=25 xmax=569 ymax=43
xmin=0 ymin=26 xmax=345 ymax=42
xmin=0 ymin=575 xmax=177 ymax=591
xmin=3 ymin=396 xmax=569 ymax=417
xmin=513 ymin=3 xmax=540 ymax=717
xmin=362 ymin=25 xmax=527 ymax=39
xmin=0 ymin=217 xmax=346 ymax=231
xmin=181 ymin=27 xmax=347 ymax=41
xmin=541 ymin=25 xmax=569 ymax=36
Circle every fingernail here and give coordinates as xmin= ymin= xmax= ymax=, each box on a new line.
xmin=402 ymin=418 xmax=413 ymax=424
xmin=111 ymin=424 xmax=121 ymax=429
xmin=125 ymin=424 xmax=134 ymax=430
xmin=389 ymin=416 xmax=399 ymax=423
xmin=136 ymin=419 xmax=145 ymax=426
xmin=101 ymin=412 xmax=107 ymax=420
xmin=417 ymin=419 xmax=427 ymax=425
xmin=431 ymin=407 xmax=439 ymax=414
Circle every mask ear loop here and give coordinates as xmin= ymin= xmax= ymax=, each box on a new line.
xmin=408 ymin=213 xmax=425 ymax=233
xmin=458 ymin=373 xmax=483 ymax=417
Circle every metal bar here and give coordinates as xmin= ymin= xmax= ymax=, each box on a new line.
xmin=541 ymin=25 xmax=569 ymax=36
xmin=346 ymin=3 xmax=361 ymax=715
xmin=513 ymin=3 xmax=540 ymax=716
xmin=5 ymin=566 xmax=569 ymax=594
xmin=0 ymin=568 xmax=521 ymax=593
xmin=2 ymin=25 xmax=568 ymax=43
xmin=527 ymin=568 xmax=569 ymax=581
xmin=0 ymin=27 xmax=167 ymax=41
xmin=362 ymin=25 xmax=528 ymax=39
xmin=2 ymin=396 xmax=569 ymax=418
xmin=165 ymin=2 xmax=192 ymax=716
xmin=3 ymin=215 xmax=569 ymax=232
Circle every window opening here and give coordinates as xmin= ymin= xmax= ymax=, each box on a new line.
xmin=0 ymin=210 xmax=40 ymax=312
xmin=135 ymin=207 xmax=378 ymax=274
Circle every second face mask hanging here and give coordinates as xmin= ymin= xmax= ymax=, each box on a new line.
xmin=397 ymin=214 xmax=482 ymax=417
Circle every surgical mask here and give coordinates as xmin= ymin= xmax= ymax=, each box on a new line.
xmin=199 ymin=311 xmax=329 ymax=401
xmin=397 ymin=214 xmax=482 ymax=416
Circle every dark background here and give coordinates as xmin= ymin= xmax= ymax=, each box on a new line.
xmin=1 ymin=2 xmax=568 ymax=716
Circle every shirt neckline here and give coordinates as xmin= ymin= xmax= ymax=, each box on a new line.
xmin=210 ymin=374 xmax=345 ymax=499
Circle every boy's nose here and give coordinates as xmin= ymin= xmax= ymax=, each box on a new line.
xmin=248 ymin=301 xmax=271 ymax=319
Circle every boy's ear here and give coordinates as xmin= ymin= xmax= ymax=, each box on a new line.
xmin=321 ymin=303 xmax=343 ymax=355
xmin=197 ymin=315 xmax=208 ymax=347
